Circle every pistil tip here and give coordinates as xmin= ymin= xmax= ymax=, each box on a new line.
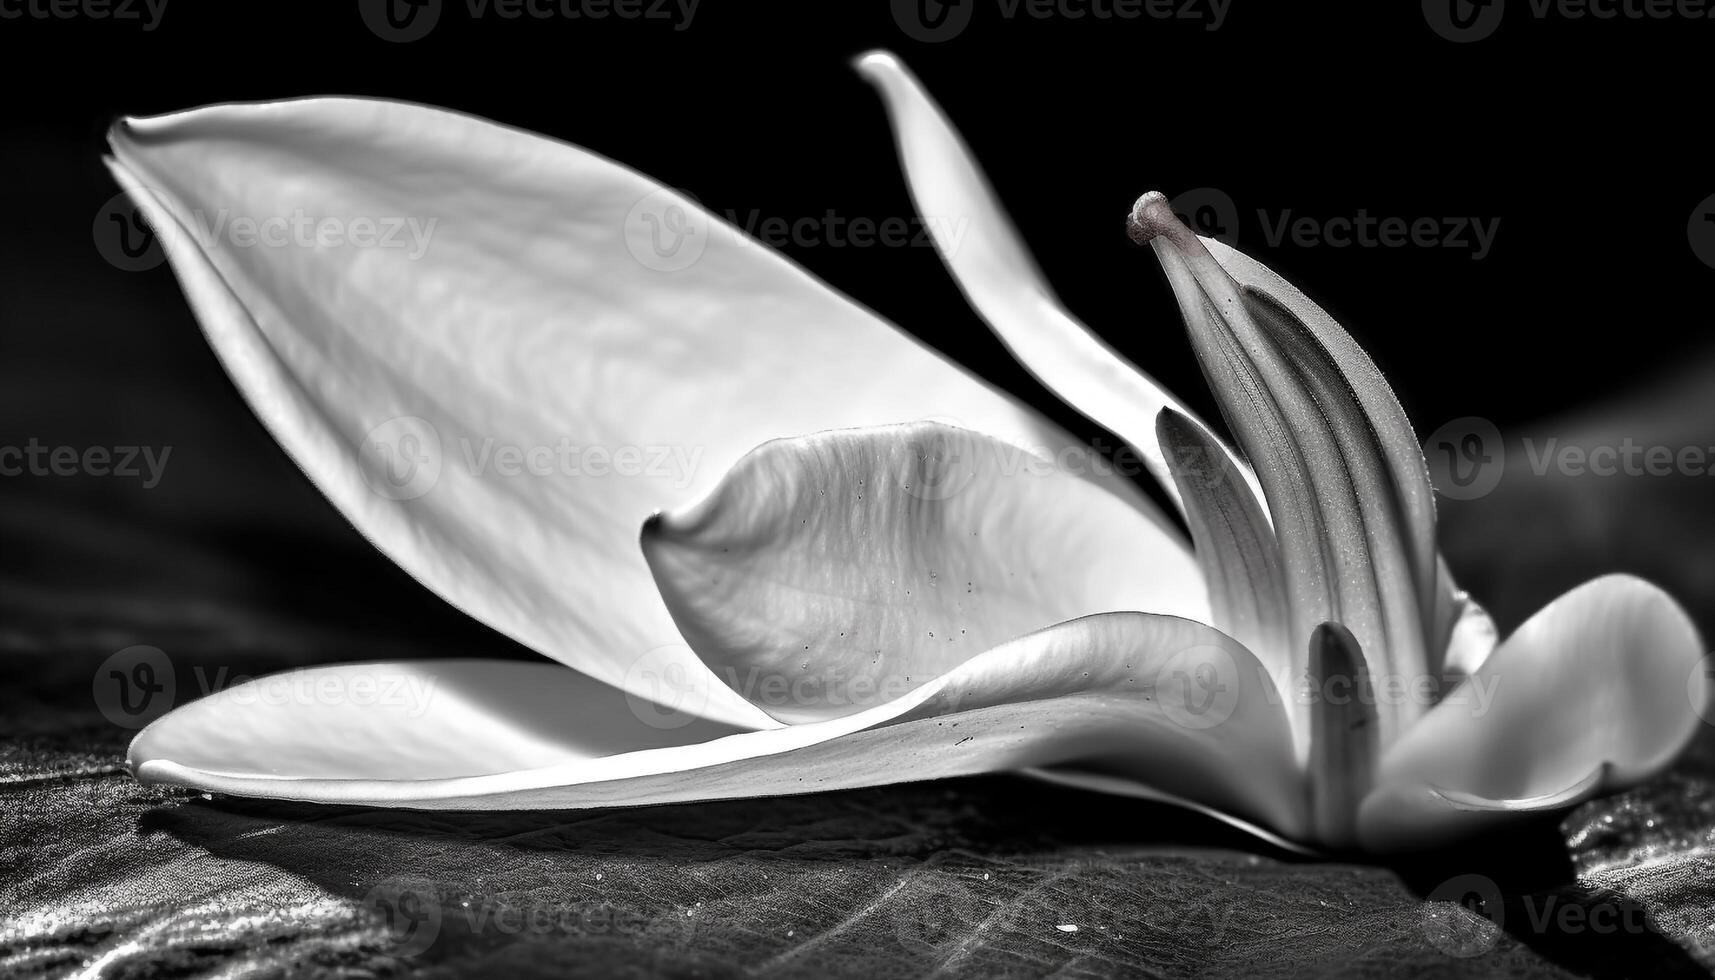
xmin=1127 ymin=191 xmax=1199 ymax=251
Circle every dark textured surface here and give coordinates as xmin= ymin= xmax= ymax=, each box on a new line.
xmin=6 ymin=419 xmax=1715 ymax=980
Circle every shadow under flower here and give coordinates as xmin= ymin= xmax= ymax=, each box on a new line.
xmin=1388 ymin=817 xmax=1709 ymax=979
xmin=133 ymin=775 xmax=1709 ymax=979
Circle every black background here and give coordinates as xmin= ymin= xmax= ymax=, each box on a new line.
xmin=2 ymin=0 xmax=1712 ymax=649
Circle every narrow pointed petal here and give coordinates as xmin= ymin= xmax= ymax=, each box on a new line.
xmin=105 ymin=99 xmax=1154 ymax=729
xmin=1360 ymin=575 xmax=1706 ymax=850
xmin=1306 ymin=623 xmax=1378 ymax=850
xmin=642 ymin=422 xmax=1207 ymax=722
xmin=130 ymin=615 xmax=1308 ymax=840
xmin=1204 ymin=237 xmax=1444 ymax=645
xmin=854 ymin=51 xmax=1259 ymax=513
xmin=1132 ymin=194 xmax=1431 ymax=749
xmin=1156 ymin=408 xmax=1288 ymax=674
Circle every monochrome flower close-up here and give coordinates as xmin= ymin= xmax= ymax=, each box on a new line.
xmin=104 ymin=51 xmax=1708 ymax=857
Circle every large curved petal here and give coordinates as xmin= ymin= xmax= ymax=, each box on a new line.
xmin=641 ymin=422 xmax=1207 ymax=722
xmin=104 ymin=98 xmax=1167 ymax=729
xmin=855 ymin=51 xmax=1261 ymax=514
xmin=130 ymin=614 xmax=1308 ymax=840
xmin=1359 ymin=574 xmax=1706 ymax=851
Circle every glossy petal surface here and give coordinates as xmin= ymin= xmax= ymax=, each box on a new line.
xmin=130 ymin=614 xmax=1305 ymax=838
xmin=105 ymin=98 xmax=1145 ymax=727
xmin=643 ymin=422 xmax=1206 ymax=721
xmin=1360 ymin=575 xmax=1707 ymax=850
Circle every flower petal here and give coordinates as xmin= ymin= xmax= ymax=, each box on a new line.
xmin=854 ymin=51 xmax=1258 ymax=514
xmin=1204 ymin=236 xmax=1450 ymax=673
xmin=1359 ymin=575 xmax=1706 ymax=850
xmin=1306 ymin=623 xmax=1378 ymax=850
xmin=1435 ymin=560 xmax=1500 ymax=682
xmin=130 ymin=615 xmax=1308 ymax=840
xmin=1132 ymin=194 xmax=1433 ymax=750
xmin=1156 ymin=408 xmax=1288 ymax=675
xmin=641 ymin=422 xmax=1207 ymax=722
xmin=105 ymin=98 xmax=1147 ymax=729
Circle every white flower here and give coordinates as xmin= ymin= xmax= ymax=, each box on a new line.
xmin=108 ymin=51 xmax=1707 ymax=853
